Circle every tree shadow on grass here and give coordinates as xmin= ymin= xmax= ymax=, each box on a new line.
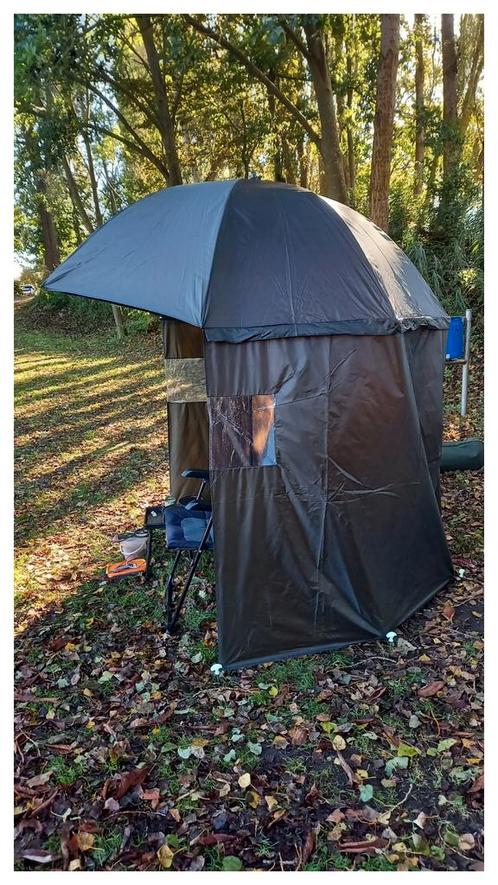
xmin=14 ymin=324 xmax=172 ymax=620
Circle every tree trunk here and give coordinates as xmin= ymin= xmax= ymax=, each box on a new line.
xmin=303 ymin=18 xmax=348 ymax=203
xmin=36 ymin=175 xmax=60 ymax=272
xmin=111 ymin=304 xmax=126 ymax=340
xmin=72 ymin=206 xmax=83 ymax=246
xmin=297 ymin=134 xmax=308 ymax=189
xmin=346 ymin=52 xmax=356 ymax=204
xmin=136 ymin=14 xmax=183 ymax=186
xmin=102 ymin=159 xmax=119 ymax=215
xmin=441 ymin=14 xmax=459 ymax=180
xmin=62 ymin=156 xmax=94 ymax=234
xmin=83 ymin=134 xmax=103 ymax=227
xmin=65 ymin=155 xmax=126 ymax=338
xmin=281 ymin=136 xmax=297 ymax=185
xmin=266 ymin=83 xmax=284 ymax=182
xmin=414 ymin=14 xmax=425 ymax=196
xmin=369 ymin=14 xmax=400 ymax=231
xmin=458 ymin=15 xmax=484 ymax=139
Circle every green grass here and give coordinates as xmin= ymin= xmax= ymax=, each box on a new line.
xmin=48 ymin=756 xmax=86 ymax=786
xmin=266 ymin=656 xmax=320 ymax=690
xmin=92 ymin=830 xmax=123 ymax=865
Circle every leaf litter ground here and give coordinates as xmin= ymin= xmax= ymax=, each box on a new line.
xmin=14 ymin=312 xmax=483 ymax=871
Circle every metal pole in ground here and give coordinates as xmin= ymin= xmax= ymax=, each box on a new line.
xmin=461 ymin=308 xmax=472 ymax=417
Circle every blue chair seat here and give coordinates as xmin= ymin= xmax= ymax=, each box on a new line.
xmin=164 ymin=504 xmax=214 ymax=550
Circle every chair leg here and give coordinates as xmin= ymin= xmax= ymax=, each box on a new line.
xmin=165 ymin=516 xmax=213 ymax=636
xmin=165 ymin=550 xmax=183 ymax=631
xmin=144 ymin=528 xmax=153 ymax=579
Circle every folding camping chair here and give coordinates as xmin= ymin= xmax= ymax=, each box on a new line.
xmin=160 ymin=469 xmax=213 ymax=635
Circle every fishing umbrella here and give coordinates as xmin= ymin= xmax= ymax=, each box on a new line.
xmin=44 ymin=178 xmax=448 ymax=342
xmin=44 ymin=179 xmax=452 ymax=670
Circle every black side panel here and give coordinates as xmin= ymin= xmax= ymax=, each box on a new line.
xmin=167 ymin=402 xmax=209 ymax=501
xmin=403 ymin=329 xmax=447 ymax=503
xmin=204 ymin=333 xmax=453 ymax=670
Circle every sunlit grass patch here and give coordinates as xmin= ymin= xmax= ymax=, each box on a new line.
xmin=14 ymin=324 xmax=170 ymax=626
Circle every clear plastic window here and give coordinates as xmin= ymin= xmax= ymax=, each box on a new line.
xmin=164 ymin=358 xmax=207 ymax=403
xmin=209 ymin=394 xmax=277 ymax=468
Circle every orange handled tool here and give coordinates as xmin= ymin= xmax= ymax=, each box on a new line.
xmin=105 ymin=558 xmax=147 ymax=580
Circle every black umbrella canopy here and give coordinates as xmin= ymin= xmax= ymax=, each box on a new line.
xmin=44 ymin=179 xmax=449 ymax=342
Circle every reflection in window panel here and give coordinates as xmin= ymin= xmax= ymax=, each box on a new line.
xmin=164 ymin=358 xmax=207 ymax=402
xmin=208 ymin=394 xmax=277 ymax=468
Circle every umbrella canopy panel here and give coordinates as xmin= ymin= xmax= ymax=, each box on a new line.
xmin=44 ymin=179 xmax=449 ymax=342
xmin=204 ymin=329 xmax=453 ymax=669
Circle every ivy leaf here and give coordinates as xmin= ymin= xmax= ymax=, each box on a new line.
xmin=359 ymin=783 xmax=374 ymax=803
xmin=385 ymin=755 xmax=409 ymax=778
xmin=178 ymin=747 xmax=191 ymax=760
xmin=436 ymin=738 xmax=457 ymax=753
xmin=397 ymin=742 xmax=421 ymax=757
xmin=222 ymin=856 xmax=243 ymax=871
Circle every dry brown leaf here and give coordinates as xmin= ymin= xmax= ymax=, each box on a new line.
xmin=26 ymin=771 xmax=52 ymax=788
xmin=76 ymin=832 xmax=95 ymax=852
xmin=418 ymin=680 xmax=445 ymax=698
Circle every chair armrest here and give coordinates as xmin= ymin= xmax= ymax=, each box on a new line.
xmin=181 ymin=469 xmax=209 ymax=481
xmin=184 ymin=499 xmax=212 ymax=512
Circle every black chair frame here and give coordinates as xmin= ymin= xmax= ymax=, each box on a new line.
xmin=163 ymin=469 xmax=213 ymax=635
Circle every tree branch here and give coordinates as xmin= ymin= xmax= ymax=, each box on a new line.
xmin=95 ymin=124 xmax=169 ymax=180
xmin=182 ymin=14 xmax=320 ymax=146
xmin=277 ymin=17 xmax=311 ymax=63
xmin=86 ymin=83 xmax=170 ymax=180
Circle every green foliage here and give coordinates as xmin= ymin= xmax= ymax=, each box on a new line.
xmin=14 ymin=13 xmax=483 ymax=317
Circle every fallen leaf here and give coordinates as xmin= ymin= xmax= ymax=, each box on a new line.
xmin=222 ymin=856 xmax=243 ymax=871
xmin=76 ymin=832 xmax=95 ymax=852
xmin=247 ymin=790 xmax=261 ymax=808
xmin=397 ymin=742 xmax=421 ymax=757
xmin=26 ymin=771 xmax=52 ymax=788
xmin=418 ymin=681 xmax=445 ymax=698
xmin=413 ymin=812 xmax=427 ymax=830
xmin=157 ymin=842 xmax=174 ymax=869
xmin=22 ymin=849 xmax=57 ymax=864
xmin=468 ymin=773 xmax=484 ymax=794
xmin=458 ymin=833 xmax=476 ymax=852
xmin=442 ymin=602 xmax=455 ymax=622
xmin=104 ymin=767 xmax=149 ymax=800
xmin=238 ymin=772 xmax=251 ymax=789
xmin=302 ymin=830 xmax=315 ymax=864
xmin=288 ymin=726 xmax=307 ymax=746
xmin=359 ymin=783 xmax=374 ymax=802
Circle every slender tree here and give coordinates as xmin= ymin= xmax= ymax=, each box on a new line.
xmin=414 ymin=14 xmax=426 ymax=196
xmin=135 ymin=14 xmax=183 ymax=186
xmin=441 ymin=14 xmax=458 ymax=181
xmin=369 ymin=14 xmax=400 ymax=231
